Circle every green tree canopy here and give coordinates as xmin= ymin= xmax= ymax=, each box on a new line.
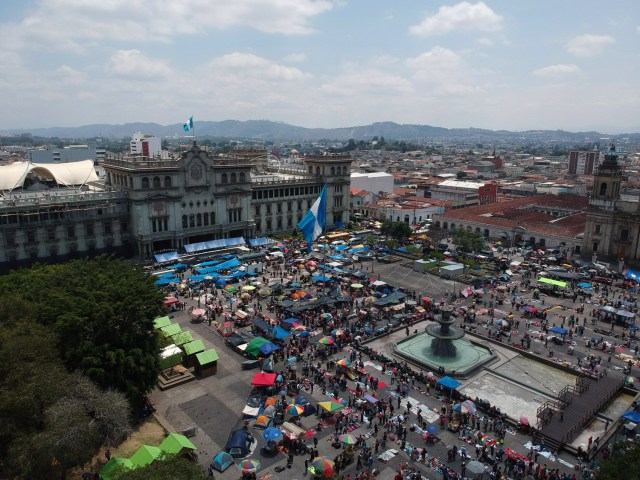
xmin=113 ymin=455 xmax=207 ymax=480
xmin=381 ymin=221 xmax=413 ymax=242
xmin=597 ymin=440 xmax=640 ymax=480
xmin=452 ymin=227 xmax=485 ymax=253
xmin=0 ymin=255 xmax=164 ymax=400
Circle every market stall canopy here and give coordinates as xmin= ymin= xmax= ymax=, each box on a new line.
xmin=374 ymin=290 xmax=406 ymax=306
xmin=154 ymin=251 xmax=179 ymax=263
xmin=549 ymin=326 xmax=568 ymax=335
xmin=437 ymin=376 xmax=461 ymax=390
xmin=247 ymin=237 xmax=271 ymax=247
xmin=160 ymin=323 xmax=182 ymax=337
xmin=272 ymin=325 xmax=291 ymax=339
xmin=622 ymin=410 xmax=640 ymax=423
xmin=130 ymin=445 xmax=162 ymax=468
xmin=183 ymin=339 xmax=206 ymax=356
xmin=184 ymin=237 xmax=245 ymax=254
xmin=251 ymin=372 xmax=277 ymax=386
xmin=245 ymin=337 xmax=270 ymax=357
xmin=0 ymin=159 xmax=99 ymax=190
xmin=196 ymin=348 xmax=219 ymax=366
xmin=153 ymin=316 xmax=172 ymax=329
xmin=100 ymin=458 xmax=134 ymax=480
xmin=160 ymin=432 xmax=197 ymax=455
xmin=171 ymin=331 xmax=194 ymax=346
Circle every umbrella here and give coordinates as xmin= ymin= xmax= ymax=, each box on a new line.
xmin=495 ymin=319 xmax=509 ymax=327
xmin=238 ymin=459 xmax=261 ymax=473
xmin=243 ymin=285 xmax=256 ymax=291
xmin=241 ymin=293 xmax=251 ymax=301
xmin=523 ymin=306 xmax=536 ymax=313
xmin=426 ymin=425 xmax=438 ymax=434
xmin=286 ymin=404 xmax=305 ymax=416
xmin=338 ymin=433 xmax=358 ymax=445
xmin=262 ymin=427 xmax=283 ymax=441
xmin=519 ymin=416 xmax=529 ymax=426
xmin=310 ymin=457 xmax=335 ymax=478
xmin=466 ymin=460 xmax=486 ymax=475
xmin=461 ymin=400 xmax=476 ymax=414
xmin=321 ymin=313 xmax=333 ymax=320
xmin=351 ymin=283 xmax=364 ymax=288
xmin=225 ymin=285 xmax=237 ymax=292
xmin=336 ymin=358 xmax=351 ymax=367
xmin=319 ymin=336 xmax=335 ymax=345
xmin=318 ymin=399 xmax=345 ymax=413
xmin=452 ymin=403 xmax=471 ymax=414
xmin=363 ymin=296 xmax=376 ymax=305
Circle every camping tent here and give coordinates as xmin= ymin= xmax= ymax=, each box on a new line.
xmin=254 ymin=415 xmax=270 ymax=428
xmin=251 ymin=372 xmax=277 ymax=387
xmin=245 ymin=337 xmax=270 ymax=357
xmin=211 ymin=451 xmax=234 ymax=472
xmin=130 ymin=445 xmax=162 ymax=468
xmin=217 ymin=321 xmax=234 ymax=336
xmin=159 ymin=433 xmax=197 ymax=456
xmin=225 ymin=429 xmax=253 ymax=458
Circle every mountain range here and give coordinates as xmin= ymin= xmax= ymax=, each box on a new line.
xmin=2 ymin=120 xmax=639 ymax=145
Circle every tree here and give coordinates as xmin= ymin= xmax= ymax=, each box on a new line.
xmin=452 ymin=227 xmax=485 ymax=253
xmin=0 ymin=255 xmax=164 ymax=401
xmin=113 ymin=455 xmax=208 ymax=480
xmin=381 ymin=221 xmax=413 ymax=242
xmin=597 ymin=440 xmax=640 ymax=480
xmin=456 ymin=171 xmax=468 ymax=179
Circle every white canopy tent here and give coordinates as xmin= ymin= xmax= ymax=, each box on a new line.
xmin=0 ymin=160 xmax=99 ymax=191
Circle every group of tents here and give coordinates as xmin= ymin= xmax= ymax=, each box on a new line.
xmin=100 ymin=433 xmax=196 ymax=479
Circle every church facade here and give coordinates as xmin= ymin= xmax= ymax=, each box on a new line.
xmin=583 ymin=145 xmax=640 ymax=263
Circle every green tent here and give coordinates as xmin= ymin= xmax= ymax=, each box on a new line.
xmin=196 ymin=348 xmax=219 ymax=366
xmin=245 ymin=336 xmax=269 ymax=357
xmin=153 ymin=316 xmax=172 ymax=329
xmin=183 ymin=339 xmax=206 ymax=356
xmin=100 ymin=457 xmax=134 ymax=480
xmin=538 ymin=277 xmax=567 ymax=288
xmin=130 ymin=445 xmax=162 ymax=468
xmin=159 ymin=432 xmax=197 ymax=455
xmin=171 ymin=331 xmax=194 ymax=346
xmin=160 ymin=323 xmax=182 ymax=337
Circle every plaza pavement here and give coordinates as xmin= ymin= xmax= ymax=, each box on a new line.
xmin=150 ymin=255 xmax=638 ymax=479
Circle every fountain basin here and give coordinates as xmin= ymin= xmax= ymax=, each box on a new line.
xmin=395 ymin=332 xmax=495 ymax=377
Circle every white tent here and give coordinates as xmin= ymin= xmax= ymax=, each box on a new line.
xmin=0 ymin=160 xmax=99 ymax=191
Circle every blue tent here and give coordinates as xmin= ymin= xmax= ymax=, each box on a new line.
xmin=284 ymin=318 xmax=298 ymax=323
xmin=622 ymin=410 xmax=640 ymax=423
xmin=224 ymin=430 xmax=252 ymax=458
xmin=215 ymin=279 xmax=227 ymax=288
xmin=437 ymin=376 xmax=461 ymax=390
xmin=272 ymin=325 xmax=291 ymax=339
xmin=549 ymin=326 xmax=568 ymax=335
xmin=577 ymin=282 xmax=592 ymax=289
xmin=312 ymin=275 xmax=332 ymax=282
xmin=259 ymin=342 xmax=280 ymax=355
xmin=211 ymin=451 xmax=234 ymax=472
xmin=247 ymin=237 xmax=270 ymax=247
xmin=155 ymin=277 xmax=179 ymax=285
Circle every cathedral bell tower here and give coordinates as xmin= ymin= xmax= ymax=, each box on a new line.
xmin=590 ymin=144 xmax=622 ymax=212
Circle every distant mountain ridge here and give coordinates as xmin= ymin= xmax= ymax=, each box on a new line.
xmin=2 ymin=120 xmax=638 ymax=144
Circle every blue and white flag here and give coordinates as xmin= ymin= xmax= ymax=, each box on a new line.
xmin=297 ymin=184 xmax=327 ymax=252
xmin=183 ymin=116 xmax=194 ymax=132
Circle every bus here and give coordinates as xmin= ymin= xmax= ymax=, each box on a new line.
xmin=326 ymin=232 xmax=350 ymax=242
xmin=353 ymin=229 xmax=373 ymax=238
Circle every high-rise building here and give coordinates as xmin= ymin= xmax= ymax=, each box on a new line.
xmin=130 ymin=133 xmax=161 ymax=157
xmin=568 ymin=149 xmax=599 ymax=175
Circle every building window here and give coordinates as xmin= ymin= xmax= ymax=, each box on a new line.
xmin=256 ymin=221 xmax=261 ymax=232
xmin=621 ymin=229 xmax=629 ymax=241
xmin=599 ymin=183 xmax=607 ymax=196
xmin=316 ymin=166 xmax=321 ymax=175
xmin=211 ymin=212 xmax=216 ymax=224
xmin=287 ymin=217 xmax=292 ymax=228
xmin=164 ymin=176 xmax=172 ymax=188
xmin=152 ymin=219 xmax=157 ymax=233
xmin=266 ymin=205 xmax=271 ymax=215
xmin=297 ymin=201 xmax=302 ymax=210
xmin=343 ymin=166 xmax=347 ymax=174
xmin=104 ymin=222 xmax=112 ymax=235
xmin=203 ymin=212 xmax=209 ymax=226
xmin=277 ymin=218 xmax=282 ymax=229
xmin=239 ymin=172 xmax=246 ymax=183
xmin=121 ymin=222 xmax=128 ymax=233
xmin=255 ymin=205 xmax=261 ymax=216
xmin=221 ymin=173 xmax=228 ymax=184
xmin=230 ymin=173 xmax=237 ymax=183
xmin=182 ymin=215 xmax=188 ymax=228
xmin=287 ymin=202 xmax=292 ymax=212
xmin=594 ymin=224 xmax=601 ymax=234
xmin=277 ymin=203 xmax=282 ymax=213
xmin=67 ymin=225 xmax=75 ymax=238
xmin=593 ymin=242 xmax=599 ymax=252
xmin=153 ymin=176 xmax=161 ymax=189
xmin=141 ymin=177 xmax=149 ymax=189
xmin=85 ymin=224 xmax=94 ymax=237
xmin=335 ymin=184 xmax=343 ymax=193
xmin=197 ymin=213 xmax=202 ymax=227
xmin=189 ymin=214 xmax=195 ymax=228
xmin=331 ymin=166 xmax=335 ymax=176
xmin=309 ymin=166 xmax=313 ymax=174
xmin=266 ymin=219 xmax=272 ymax=230
xmin=334 ymin=196 xmax=343 ymax=207
xmin=47 ymin=227 xmax=55 ymax=240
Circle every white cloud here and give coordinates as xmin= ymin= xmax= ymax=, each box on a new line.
xmin=211 ymin=53 xmax=309 ymax=81
xmin=533 ymin=64 xmax=580 ymax=78
xmin=107 ymin=50 xmax=171 ymax=78
xmin=55 ymin=65 xmax=88 ymax=85
xmin=565 ymin=34 xmax=615 ymax=57
xmin=476 ymin=37 xmax=494 ymax=46
xmin=3 ymin=0 xmax=333 ymax=52
xmin=283 ymin=53 xmax=308 ymax=63
xmin=320 ymin=68 xmax=413 ymax=96
xmin=636 ymin=25 xmax=640 ymax=34
xmin=409 ymin=1 xmax=502 ymax=36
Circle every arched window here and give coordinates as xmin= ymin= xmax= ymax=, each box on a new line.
xmin=211 ymin=211 xmax=216 ymax=224
xmin=309 ymin=166 xmax=313 ymax=174
xmin=599 ymin=183 xmax=607 ymax=196
xmin=343 ymin=166 xmax=347 ymax=174
xmin=141 ymin=177 xmax=149 ymax=189
xmin=189 ymin=214 xmax=195 ymax=228
xmin=230 ymin=173 xmax=237 ymax=183
xmin=221 ymin=173 xmax=228 ymax=184
xmin=239 ymin=172 xmax=245 ymax=183
xmin=443 ymin=222 xmax=448 ymax=229
xmin=182 ymin=215 xmax=188 ymax=228
xmin=129 ymin=177 xmax=133 ymax=188
xmin=316 ymin=166 xmax=321 ymax=175
xmin=164 ymin=176 xmax=171 ymax=188
xmin=331 ymin=167 xmax=335 ymax=176
xmin=197 ymin=213 xmax=202 ymax=227
xmin=203 ymin=212 xmax=209 ymax=226
xmin=152 ymin=177 xmax=161 ymax=189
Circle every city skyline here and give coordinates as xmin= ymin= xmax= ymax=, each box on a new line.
xmin=1 ymin=0 xmax=639 ymax=133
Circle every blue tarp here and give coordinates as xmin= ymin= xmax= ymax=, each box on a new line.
xmin=333 ymin=245 xmax=348 ymax=252
xmin=221 ymin=270 xmax=247 ymax=280
xmin=549 ymin=326 xmax=568 ymax=335
xmin=349 ymin=246 xmax=370 ymax=254
xmin=155 ymin=276 xmax=180 ymax=285
xmin=437 ymin=376 xmax=461 ymax=389
xmin=196 ymin=259 xmax=225 ymax=268
xmin=311 ymin=275 xmax=332 ymax=282
xmin=259 ymin=342 xmax=280 ymax=355
xmin=624 ymin=269 xmax=640 ymax=281
xmin=247 ymin=237 xmax=271 ymax=247
xmin=272 ymin=325 xmax=291 ymax=339
xmin=154 ymin=251 xmax=179 ymax=263
xmin=184 ymin=237 xmax=245 ymax=254
xmin=622 ymin=410 xmax=640 ymax=423
xmin=329 ymin=254 xmax=346 ymax=260
xmin=196 ymin=258 xmax=241 ymax=274
xmin=577 ymin=282 xmax=592 ymax=289
xmin=187 ymin=274 xmax=218 ymax=283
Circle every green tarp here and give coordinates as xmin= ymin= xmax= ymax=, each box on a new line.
xmin=171 ymin=331 xmax=194 ymax=346
xmin=153 ymin=316 xmax=171 ymax=329
xmin=130 ymin=445 xmax=162 ymax=468
xmin=183 ymin=339 xmax=205 ymax=356
xmin=196 ymin=348 xmax=220 ymax=366
xmin=245 ymin=336 xmax=270 ymax=357
xmin=538 ymin=277 xmax=567 ymax=288
xmin=159 ymin=432 xmax=197 ymax=455
xmin=160 ymin=323 xmax=182 ymax=337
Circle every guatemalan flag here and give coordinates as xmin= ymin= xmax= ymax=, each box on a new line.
xmin=297 ymin=184 xmax=327 ymax=252
xmin=183 ymin=116 xmax=194 ymax=132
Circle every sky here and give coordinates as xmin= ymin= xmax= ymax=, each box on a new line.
xmin=1 ymin=0 xmax=639 ymax=133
